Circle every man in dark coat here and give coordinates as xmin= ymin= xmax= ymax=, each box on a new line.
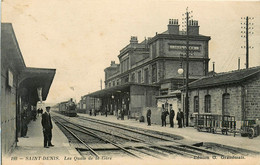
xmin=21 ymin=108 xmax=28 ymax=138
xmin=161 ymin=108 xmax=169 ymax=127
xmin=161 ymin=108 xmax=165 ymax=127
xmin=169 ymin=105 xmax=175 ymax=128
xmin=177 ymin=108 xmax=183 ymax=128
xmin=41 ymin=106 xmax=54 ymax=148
xmin=146 ymin=109 xmax=151 ymax=126
xmin=164 ymin=109 xmax=169 ymax=127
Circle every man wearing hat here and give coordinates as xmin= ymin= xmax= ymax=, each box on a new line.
xmin=41 ymin=106 xmax=54 ymax=148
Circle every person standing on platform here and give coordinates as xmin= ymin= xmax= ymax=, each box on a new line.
xmin=161 ymin=108 xmax=165 ymax=127
xmin=164 ymin=108 xmax=169 ymax=127
xmin=41 ymin=106 xmax=54 ymax=148
xmin=32 ymin=108 xmax=37 ymax=121
xmin=117 ymin=109 xmax=121 ymax=120
xmin=146 ymin=109 xmax=151 ymax=126
xmin=40 ymin=108 xmax=43 ymax=115
xmin=94 ymin=109 xmax=96 ymax=116
xmin=177 ymin=108 xmax=183 ymax=128
xmin=21 ymin=108 xmax=28 ymax=138
xmin=105 ymin=108 xmax=108 ymax=117
xmin=121 ymin=109 xmax=124 ymax=120
xmin=161 ymin=107 xmax=168 ymax=127
xmin=169 ymin=105 xmax=175 ymax=128
xmin=37 ymin=108 xmax=40 ymax=117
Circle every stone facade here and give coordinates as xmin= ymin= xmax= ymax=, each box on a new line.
xmin=186 ymin=68 xmax=260 ymax=126
xmin=244 ymin=76 xmax=260 ymax=120
xmin=104 ymin=19 xmax=211 ymax=96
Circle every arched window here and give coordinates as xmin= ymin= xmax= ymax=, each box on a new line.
xmin=194 ymin=96 xmax=199 ymax=113
xmin=222 ymin=93 xmax=230 ymax=115
xmin=205 ymin=95 xmax=211 ymax=113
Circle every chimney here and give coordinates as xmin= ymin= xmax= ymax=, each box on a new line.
xmin=168 ymin=19 xmax=179 ymax=35
xmin=188 ymin=20 xmax=199 ymax=35
xmin=110 ymin=61 xmax=116 ymax=66
xmin=130 ymin=36 xmax=138 ymax=44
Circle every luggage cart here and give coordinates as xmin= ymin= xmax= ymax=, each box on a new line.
xmin=220 ymin=115 xmax=236 ymax=136
xmin=195 ymin=114 xmax=218 ymax=133
xmin=240 ymin=120 xmax=260 ymax=139
xmin=210 ymin=114 xmax=222 ymax=134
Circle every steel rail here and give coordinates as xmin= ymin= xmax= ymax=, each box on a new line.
xmin=57 ymin=115 xmax=199 ymax=158
xmin=54 ymin=116 xmax=142 ymax=159
xmin=53 ymin=117 xmax=100 ymax=159
xmin=78 ymin=116 xmax=226 ymax=156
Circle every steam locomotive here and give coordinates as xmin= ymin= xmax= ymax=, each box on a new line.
xmin=59 ymin=98 xmax=77 ymax=117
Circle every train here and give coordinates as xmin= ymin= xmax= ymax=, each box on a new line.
xmin=59 ymin=98 xmax=77 ymax=117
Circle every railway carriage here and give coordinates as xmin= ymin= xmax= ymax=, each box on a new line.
xmin=59 ymin=99 xmax=77 ymax=117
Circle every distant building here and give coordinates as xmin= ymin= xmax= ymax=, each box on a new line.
xmin=185 ymin=66 xmax=260 ymax=126
xmin=1 ymin=23 xmax=55 ymax=155
xmin=81 ymin=18 xmax=211 ymax=122
xmin=78 ymin=95 xmax=102 ymax=114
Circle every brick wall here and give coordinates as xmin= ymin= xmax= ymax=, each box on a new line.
xmin=188 ymin=85 xmax=243 ymax=122
xmin=245 ymin=76 xmax=260 ymax=120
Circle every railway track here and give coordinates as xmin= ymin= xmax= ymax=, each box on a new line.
xmin=53 ymin=113 xmax=247 ymax=159
xmin=53 ymin=116 xmax=143 ymax=159
xmin=76 ymin=115 xmax=260 ymax=156
xmin=76 ymin=116 xmax=227 ymax=156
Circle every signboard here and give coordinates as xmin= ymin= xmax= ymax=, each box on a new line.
xmin=8 ymin=69 xmax=13 ymax=87
xmin=169 ymin=45 xmax=200 ymax=51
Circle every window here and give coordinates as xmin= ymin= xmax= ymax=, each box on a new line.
xmin=122 ymin=75 xmax=129 ymax=84
xmin=144 ymin=68 xmax=149 ymax=84
xmin=152 ymin=64 xmax=157 ymax=83
xmin=112 ymin=81 xmax=115 ymax=86
xmin=194 ymin=96 xmax=199 ymax=113
xmin=131 ymin=73 xmax=135 ymax=82
xmin=222 ymin=93 xmax=230 ymax=115
xmin=205 ymin=95 xmax=211 ymax=113
xmin=152 ymin=43 xmax=156 ymax=58
xmin=121 ymin=58 xmax=129 ymax=73
xmin=117 ymin=79 xmax=120 ymax=85
xmin=109 ymin=82 xmax=111 ymax=87
xmin=138 ymin=71 xmax=141 ymax=83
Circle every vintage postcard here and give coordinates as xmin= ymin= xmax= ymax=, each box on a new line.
xmin=1 ymin=0 xmax=260 ymax=165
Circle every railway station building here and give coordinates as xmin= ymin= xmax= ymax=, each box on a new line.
xmin=1 ymin=23 xmax=56 ymax=155
xmin=185 ymin=66 xmax=260 ymax=127
xmin=80 ymin=19 xmax=211 ymax=124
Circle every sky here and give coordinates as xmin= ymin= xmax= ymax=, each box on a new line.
xmin=2 ymin=0 xmax=260 ymax=104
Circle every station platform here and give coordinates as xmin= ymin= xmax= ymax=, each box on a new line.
xmin=78 ymin=113 xmax=260 ymax=153
xmin=10 ymin=114 xmax=80 ymax=158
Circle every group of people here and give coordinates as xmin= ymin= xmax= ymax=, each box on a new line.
xmin=117 ymin=109 xmax=125 ymax=120
xmin=89 ymin=109 xmax=97 ymax=116
xmin=31 ymin=108 xmax=44 ymax=121
xmin=146 ymin=105 xmax=185 ymax=128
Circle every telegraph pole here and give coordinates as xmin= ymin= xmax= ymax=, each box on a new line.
xmin=241 ymin=16 xmax=254 ymax=69
xmin=246 ymin=17 xmax=249 ymax=69
xmin=185 ymin=9 xmax=190 ymax=127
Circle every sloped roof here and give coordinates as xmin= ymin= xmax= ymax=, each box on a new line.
xmin=187 ymin=66 xmax=260 ymax=89
xmin=1 ymin=23 xmax=26 ymax=71
xmin=2 ymin=23 xmax=56 ymax=105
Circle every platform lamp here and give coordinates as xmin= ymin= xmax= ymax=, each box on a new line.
xmin=178 ymin=61 xmax=184 ymax=116
xmin=37 ymin=87 xmax=43 ymax=103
